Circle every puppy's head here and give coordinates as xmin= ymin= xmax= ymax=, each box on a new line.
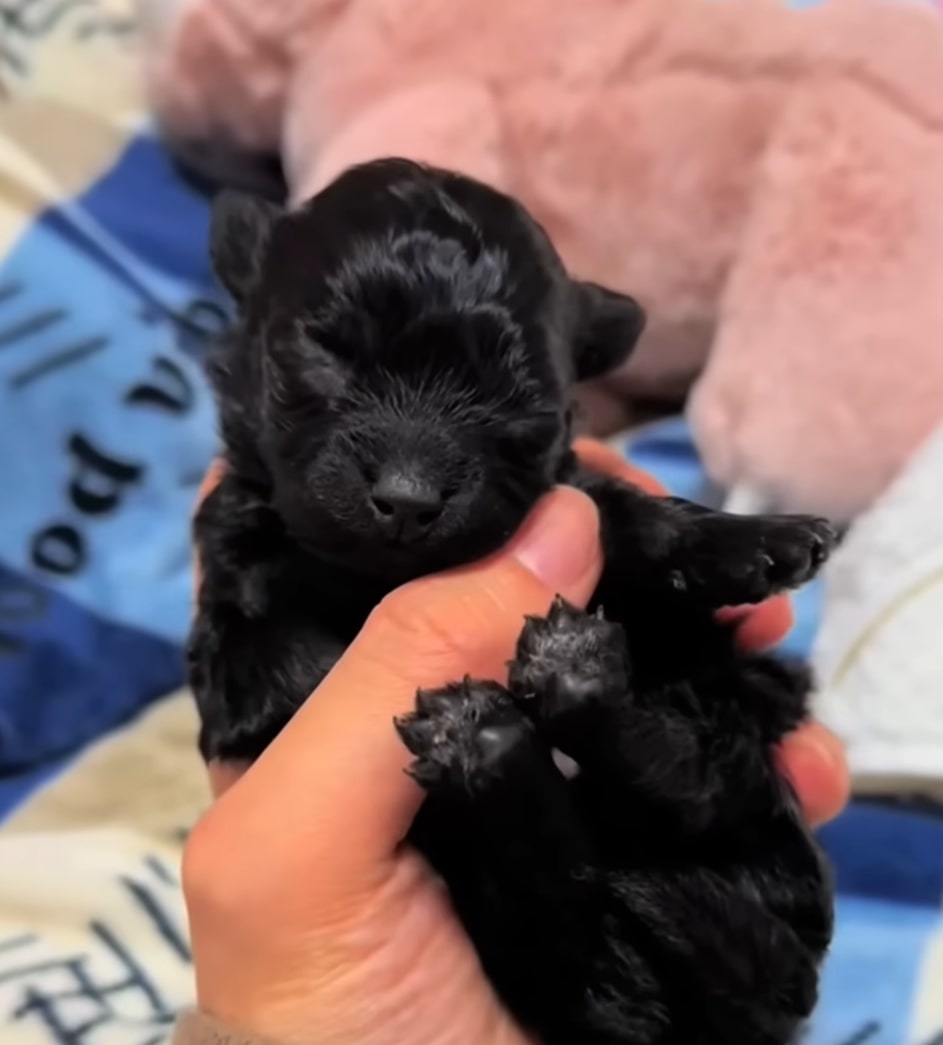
xmin=210 ymin=159 xmax=645 ymax=581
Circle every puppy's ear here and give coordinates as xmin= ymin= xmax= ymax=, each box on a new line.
xmin=210 ymin=190 xmax=280 ymax=304
xmin=571 ymin=281 xmax=646 ymax=381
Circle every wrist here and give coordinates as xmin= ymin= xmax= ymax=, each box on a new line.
xmin=173 ymin=1009 xmax=285 ymax=1045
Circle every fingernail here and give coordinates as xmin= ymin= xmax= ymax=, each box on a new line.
xmin=510 ymin=487 xmax=601 ymax=592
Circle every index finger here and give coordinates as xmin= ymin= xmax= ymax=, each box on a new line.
xmin=574 ymin=437 xmax=667 ymax=495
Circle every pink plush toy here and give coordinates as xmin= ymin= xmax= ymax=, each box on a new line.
xmin=138 ymin=0 xmax=943 ymax=522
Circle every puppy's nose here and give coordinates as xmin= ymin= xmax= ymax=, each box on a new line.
xmin=369 ymin=468 xmax=444 ymax=541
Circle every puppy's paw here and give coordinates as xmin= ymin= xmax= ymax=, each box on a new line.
xmin=508 ymin=596 xmax=630 ymax=725
xmin=396 ymin=679 xmax=537 ymax=795
xmin=678 ymin=514 xmax=836 ymax=606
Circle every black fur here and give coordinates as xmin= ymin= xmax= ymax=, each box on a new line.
xmin=190 ymin=158 xmax=835 ymax=1045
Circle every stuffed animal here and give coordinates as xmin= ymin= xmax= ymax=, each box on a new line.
xmin=137 ymin=0 xmax=943 ymax=522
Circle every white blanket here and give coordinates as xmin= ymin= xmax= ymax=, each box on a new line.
xmin=0 ymin=691 xmax=207 ymax=1044
xmin=814 ymin=421 xmax=943 ymax=794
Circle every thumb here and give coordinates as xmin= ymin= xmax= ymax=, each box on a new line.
xmin=214 ymin=487 xmax=603 ymax=891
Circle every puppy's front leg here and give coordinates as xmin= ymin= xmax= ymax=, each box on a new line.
xmin=568 ymin=463 xmax=835 ymax=608
xmin=508 ymin=598 xmax=722 ymax=839
xmin=188 ymin=602 xmax=347 ymax=763
xmin=398 ymin=679 xmax=663 ymax=1045
xmin=190 ymin=474 xmax=348 ymax=763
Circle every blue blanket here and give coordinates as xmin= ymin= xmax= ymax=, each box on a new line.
xmin=0 ymin=123 xmax=940 ymax=1042
xmin=0 ymin=135 xmax=221 ymax=780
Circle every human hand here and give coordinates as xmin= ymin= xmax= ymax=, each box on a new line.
xmin=182 ymin=441 xmax=848 ymax=1045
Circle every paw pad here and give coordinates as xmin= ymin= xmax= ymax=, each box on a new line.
xmin=395 ymin=679 xmax=532 ymax=792
xmin=508 ymin=597 xmax=629 ymax=719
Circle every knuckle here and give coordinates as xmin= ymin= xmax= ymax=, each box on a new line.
xmin=182 ymin=809 xmax=255 ymax=916
xmin=181 ymin=814 xmax=220 ymax=907
xmin=369 ymin=584 xmax=472 ymax=659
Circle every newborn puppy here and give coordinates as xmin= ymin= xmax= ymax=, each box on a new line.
xmin=190 ymin=158 xmax=835 ymax=1045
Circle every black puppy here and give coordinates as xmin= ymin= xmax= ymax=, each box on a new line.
xmin=190 ymin=158 xmax=835 ymax=1045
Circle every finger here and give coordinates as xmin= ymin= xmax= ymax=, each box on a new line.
xmin=217 ymin=487 xmax=603 ymax=886
xmin=573 ymin=437 xmax=667 ymax=495
xmin=192 ymin=459 xmax=226 ymax=600
xmin=777 ymin=722 xmax=850 ymax=827
xmin=195 ymin=458 xmax=226 ymax=515
xmin=718 ymin=596 xmax=795 ymax=651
